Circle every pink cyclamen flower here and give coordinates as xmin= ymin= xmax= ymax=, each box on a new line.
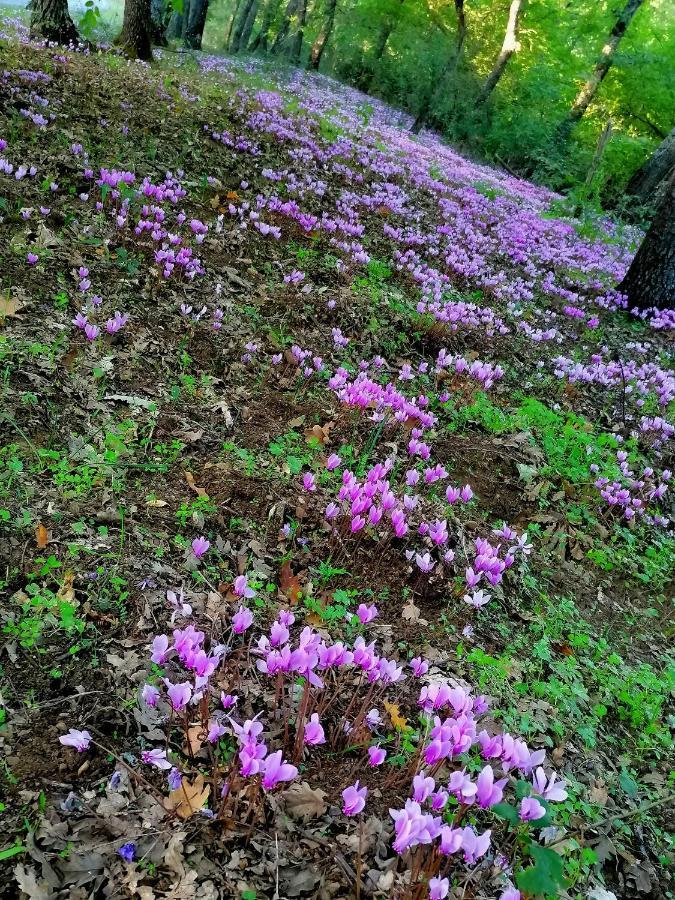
xmin=409 ymin=657 xmax=429 ymax=677
xmin=475 ymin=765 xmax=508 ymax=808
xmin=303 ymin=713 xmax=326 ymax=745
xmin=519 ymin=796 xmax=547 ymax=821
xmin=460 ymin=485 xmax=474 ymax=503
xmin=326 ymin=453 xmax=342 ymax=471
xmin=302 ymin=472 xmax=316 ymax=491
xmin=262 ymin=750 xmax=298 ymax=790
xmin=356 ymin=603 xmax=378 ymax=624
xmin=166 ymin=681 xmax=192 ymax=711
xmin=342 ymin=780 xmax=367 ymax=815
xmin=84 ymin=323 xmax=100 ymax=341
xmin=531 ymin=767 xmax=568 ymax=802
xmin=142 ymin=748 xmax=172 ymax=770
xmin=233 ymin=574 xmax=256 ymax=599
xmin=232 ymin=606 xmax=254 ymax=634
xmin=59 ymin=728 xmax=91 ymax=752
xmin=428 ymin=877 xmax=449 ymax=900
xmin=367 ymin=746 xmax=386 ymax=766
xmin=150 ymin=634 xmax=170 ymax=664
xmin=464 ymin=589 xmax=490 ymax=608
xmin=191 ymin=536 xmax=210 ymax=558
xmin=27 ymin=252 xmax=38 ymax=265
xmin=142 ymin=684 xmax=160 ymax=707
xmin=499 ymin=889 xmax=521 ymax=900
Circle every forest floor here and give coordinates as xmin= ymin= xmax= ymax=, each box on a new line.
xmin=0 ymin=16 xmax=673 ymax=900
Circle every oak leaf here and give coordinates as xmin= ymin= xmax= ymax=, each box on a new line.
xmin=283 ymin=781 xmax=327 ymax=821
xmin=164 ymin=774 xmax=210 ymax=819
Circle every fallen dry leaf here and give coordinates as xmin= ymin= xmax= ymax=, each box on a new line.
xmin=164 ymin=774 xmax=210 ymax=819
xmin=183 ymin=724 xmax=206 ymax=756
xmin=280 ymin=560 xmax=303 ymax=604
xmin=184 ymin=471 xmax=207 ymax=497
xmin=383 ymin=700 xmax=408 ymax=731
xmin=56 ymin=571 xmax=75 ymax=605
xmin=283 ymin=781 xmax=327 ymax=821
xmin=146 ymin=498 xmax=168 ymax=508
xmin=0 ymin=291 xmax=26 ymax=321
xmin=35 ymin=523 xmax=49 ymax=549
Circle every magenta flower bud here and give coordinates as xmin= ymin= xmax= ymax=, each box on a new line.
xmin=303 ymin=713 xmax=326 ymax=745
xmin=326 ymin=453 xmax=342 ymax=471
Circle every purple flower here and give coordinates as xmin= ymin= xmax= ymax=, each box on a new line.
xmin=342 ymin=780 xmax=367 ymax=815
xmin=475 ymin=765 xmax=508 ymax=808
xmin=27 ymin=252 xmax=38 ymax=265
xmin=356 ymin=603 xmax=378 ymax=624
xmin=303 ymin=713 xmax=326 ymax=745
xmin=167 ymin=767 xmax=182 ymax=790
xmin=302 ymin=472 xmax=316 ymax=491
xmin=142 ymin=684 xmax=160 ymax=707
xmin=142 ymin=748 xmax=172 ymax=770
xmin=221 ymin=692 xmax=238 ymax=709
xmin=261 ymin=750 xmax=298 ymax=790
xmin=499 ymin=889 xmax=521 ymax=900
xmin=150 ymin=634 xmax=170 ymax=664
xmin=191 ymin=536 xmax=210 ymax=558
xmin=117 ymin=842 xmax=136 ymax=863
xmin=326 ymin=453 xmax=342 ymax=471
xmin=531 ymin=767 xmax=567 ymax=802
xmin=460 ymin=826 xmax=491 ymax=864
xmin=84 ymin=323 xmax=100 ymax=341
xmin=519 ymin=796 xmax=547 ymax=821
xmin=232 ymin=606 xmax=254 ymax=634
xmin=460 ymin=485 xmax=474 ymax=503
xmin=233 ymin=575 xmax=256 ymax=599
xmin=464 ymin=589 xmax=491 ymax=608
xmin=409 ymin=657 xmax=428 ymax=677
xmin=367 ymin=746 xmax=386 ymax=766
xmin=166 ymin=680 xmax=192 ymax=711
xmin=428 ymin=877 xmax=449 ymax=900
xmin=59 ymin=728 xmax=91 ymax=752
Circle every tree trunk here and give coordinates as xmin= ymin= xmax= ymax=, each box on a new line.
xmin=626 ymin=127 xmax=675 ymax=205
xmin=308 ymin=0 xmax=337 ymax=70
xmin=118 ymin=0 xmax=153 ymax=60
xmin=165 ymin=9 xmax=182 ymax=39
xmin=364 ymin=0 xmax=405 ymax=90
xmin=183 ymin=0 xmax=209 ymax=47
xmin=412 ymin=0 xmax=465 ymax=133
xmin=287 ymin=0 xmax=306 ymax=61
xmin=475 ymin=0 xmax=523 ymax=106
xmin=618 ymin=172 xmax=675 ymax=311
xmin=224 ymin=0 xmax=242 ymax=47
xmin=270 ymin=0 xmax=298 ymax=53
xmin=30 ymin=0 xmax=79 ymax=44
xmin=230 ymin=0 xmax=256 ymax=50
xmin=249 ymin=0 xmax=278 ymax=50
xmin=559 ymin=0 xmax=644 ymax=137
xmin=150 ymin=0 xmax=170 ymax=45
xmin=239 ymin=0 xmax=259 ymax=48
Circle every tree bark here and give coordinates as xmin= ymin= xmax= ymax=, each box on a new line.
xmin=363 ymin=0 xmax=406 ymax=90
xmin=559 ymin=0 xmax=644 ymax=137
xmin=412 ymin=0 xmax=466 ymax=133
xmin=239 ymin=0 xmax=259 ymax=48
xmin=230 ymin=0 xmax=256 ymax=50
xmin=626 ymin=127 xmax=675 ymax=205
xmin=248 ymin=0 xmax=278 ymax=50
xmin=475 ymin=0 xmax=523 ymax=106
xmin=30 ymin=0 xmax=79 ymax=44
xmin=618 ymin=171 xmax=675 ymax=311
xmin=183 ymin=0 xmax=209 ymax=47
xmin=270 ymin=0 xmax=298 ymax=53
xmin=308 ymin=0 xmax=337 ymax=70
xmin=118 ymin=0 xmax=154 ymax=60
xmin=287 ymin=0 xmax=306 ymax=61
xmin=165 ymin=9 xmax=182 ymax=39
xmin=150 ymin=0 xmax=170 ymax=45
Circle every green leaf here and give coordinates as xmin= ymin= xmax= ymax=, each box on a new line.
xmin=0 ymin=843 xmax=25 ymax=861
xmin=517 ymin=844 xmax=567 ymax=896
xmin=619 ymin=770 xmax=639 ymax=798
xmin=492 ymin=802 xmax=520 ymax=825
xmin=287 ymin=456 xmax=302 ymax=475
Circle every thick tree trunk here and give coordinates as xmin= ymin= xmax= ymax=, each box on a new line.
xmin=619 ymin=172 xmax=675 ymax=311
xmin=248 ymin=0 xmax=278 ymax=50
xmin=118 ymin=0 xmax=153 ymax=60
xmin=308 ymin=0 xmax=337 ymax=70
xmin=165 ymin=9 xmax=182 ymax=39
xmin=230 ymin=0 xmax=256 ymax=50
xmin=287 ymin=0 xmax=306 ymax=61
xmin=626 ymin=127 xmax=675 ymax=205
xmin=475 ymin=0 xmax=523 ymax=106
xmin=30 ymin=0 xmax=79 ymax=44
xmin=412 ymin=0 xmax=465 ymax=133
xmin=224 ymin=0 xmax=242 ymax=47
xmin=270 ymin=0 xmax=298 ymax=53
xmin=150 ymin=0 xmax=170 ymax=45
xmin=558 ymin=0 xmax=644 ymax=138
xmin=183 ymin=0 xmax=209 ymax=48
xmin=364 ymin=0 xmax=405 ymax=90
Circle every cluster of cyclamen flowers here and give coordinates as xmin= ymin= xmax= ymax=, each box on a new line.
xmin=59 ymin=595 xmax=566 ymax=899
xmin=592 ymin=450 xmax=671 ymax=526
xmin=70 ymin=266 xmax=129 ymax=341
xmin=303 ymin=451 xmax=530 ymax=606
